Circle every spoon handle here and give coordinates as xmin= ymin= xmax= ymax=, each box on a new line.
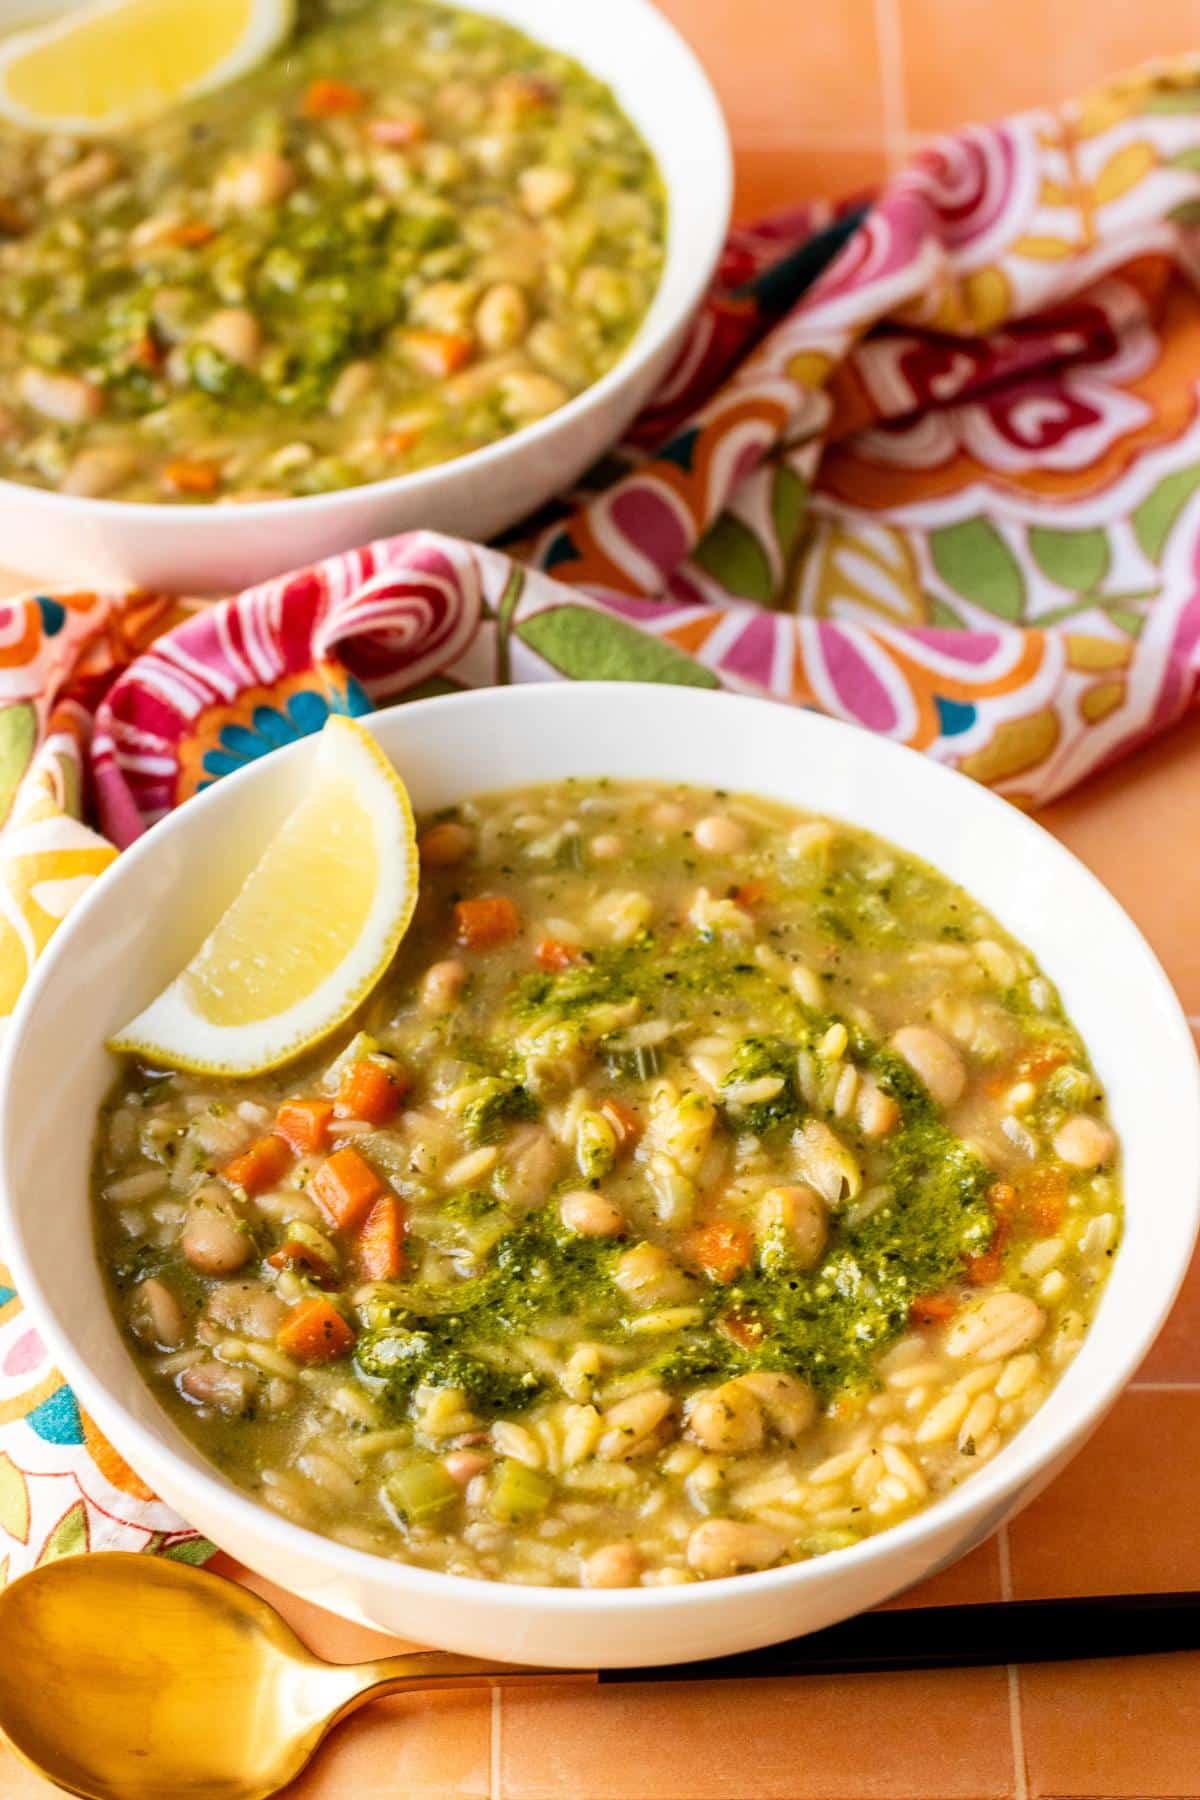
xmin=344 ymin=1652 xmax=594 ymax=1698
xmin=341 ymin=1590 xmax=1200 ymax=1707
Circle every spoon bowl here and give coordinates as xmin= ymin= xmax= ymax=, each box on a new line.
xmin=0 ymin=1554 xmax=556 ymax=1800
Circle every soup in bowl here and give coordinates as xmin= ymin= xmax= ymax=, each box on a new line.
xmin=1 ymin=686 xmax=1196 ymax=1665
xmin=0 ymin=0 xmax=730 ymax=589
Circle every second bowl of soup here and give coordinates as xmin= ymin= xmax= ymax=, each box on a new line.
xmin=0 ymin=0 xmax=730 ymax=588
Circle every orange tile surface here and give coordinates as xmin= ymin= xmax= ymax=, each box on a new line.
xmin=733 ymin=145 xmax=890 ymax=217
xmin=5 ymin=4 xmax=1200 ymax=1799
xmin=655 ymin=0 xmax=892 ymax=150
xmin=1008 ymin=1392 xmax=1200 ymax=1600
xmin=1040 ymin=715 xmax=1200 ymax=1019
xmin=899 ymin=0 xmax=1200 ymax=135
xmin=499 ymin=1668 xmax=1016 ymax=1800
xmin=1020 ymin=1652 xmax=1200 ymax=1798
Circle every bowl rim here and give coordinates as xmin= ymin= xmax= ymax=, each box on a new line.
xmin=2 ymin=683 xmax=1197 ymax=1621
xmin=0 ymin=0 xmax=733 ymax=528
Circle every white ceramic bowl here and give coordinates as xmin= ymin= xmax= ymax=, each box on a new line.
xmin=0 ymin=0 xmax=731 ymax=594
xmin=1 ymin=685 xmax=1197 ymax=1667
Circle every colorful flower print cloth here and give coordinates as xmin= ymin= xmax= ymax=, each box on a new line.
xmin=3 ymin=58 xmax=1200 ymax=1573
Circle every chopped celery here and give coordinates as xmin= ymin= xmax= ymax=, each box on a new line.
xmin=386 ymin=1457 xmax=459 ymax=1524
xmin=489 ymin=1458 xmax=554 ymax=1523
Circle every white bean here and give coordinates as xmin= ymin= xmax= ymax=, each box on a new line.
xmin=597 ymin=1388 xmax=674 ymax=1459
xmin=559 ymin=1189 xmax=625 ymax=1237
xmin=855 ymin=1075 xmax=900 ymax=1139
xmin=328 ymin=360 xmax=375 ymax=416
xmin=198 ymin=308 xmax=261 ymax=368
xmin=693 ymin=814 xmax=747 ymax=855
xmin=217 ymin=152 xmax=296 ymax=210
xmin=62 ymin=444 xmax=139 ymax=497
xmin=475 ymin=282 xmax=529 ymax=352
xmin=686 ymin=1381 xmax=764 ymax=1455
xmin=760 ymin=1184 xmax=826 ymax=1269
xmin=890 ymin=1026 xmax=966 ymax=1108
xmin=206 ymin=1280 xmax=285 ymax=1340
xmin=738 ymin=1371 xmax=817 ymax=1442
xmin=613 ymin=1243 xmax=694 ymax=1309
xmin=130 ymin=1277 xmax=185 ymax=1349
xmin=182 ymin=1189 xmax=250 ymax=1275
xmin=687 ymin=1518 xmax=786 ymax=1578
xmin=1053 ymin=1115 xmax=1116 ymax=1169
xmin=517 ymin=164 xmax=576 ymax=215
xmin=582 ymin=1543 xmax=642 ymax=1588
xmin=18 ymin=367 xmax=104 ymax=425
xmin=180 ymin=1359 xmax=254 ymax=1415
xmin=419 ymin=959 xmax=467 ymax=1016
xmin=498 ymin=368 xmax=569 ymax=423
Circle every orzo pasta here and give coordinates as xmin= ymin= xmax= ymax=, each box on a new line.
xmin=94 ymin=779 xmax=1121 ymax=1586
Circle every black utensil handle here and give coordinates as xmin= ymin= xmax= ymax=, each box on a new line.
xmin=602 ymin=1593 xmax=1200 ymax=1684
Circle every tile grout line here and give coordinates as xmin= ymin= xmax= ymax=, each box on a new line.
xmin=871 ymin=0 xmax=909 ymax=174
xmin=489 ymin=1685 xmax=502 ymax=1800
xmin=998 ymin=1526 xmax=1030 ymax=1800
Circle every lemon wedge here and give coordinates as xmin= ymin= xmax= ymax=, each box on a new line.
xmin=110 ymin=716 xmax=418 ymax=1077
xmin=0 ymin=0 xmax=293 ymax=135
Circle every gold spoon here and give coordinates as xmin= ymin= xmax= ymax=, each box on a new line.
xmin=0 ymin=1552 xmax=584 ymax=1800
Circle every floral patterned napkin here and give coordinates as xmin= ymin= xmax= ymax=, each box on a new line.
xmin=3 ymin=57 xmax=1200 ymax=1575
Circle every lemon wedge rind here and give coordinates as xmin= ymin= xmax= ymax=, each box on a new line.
xmin=0 ymin=0 xmax=294 ymax=135
xmin=109 ymin=716 xmax=418 ymax=1078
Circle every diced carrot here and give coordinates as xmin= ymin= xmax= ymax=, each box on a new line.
xmin=965 ymin=1248 xmax=1003 ymax=1286
xmin=382 ymin=426 xmax=421 ymax=457
xmin=367 ymin=114 xmax=425 ymax=146
xmin=454 ymin=894 xmax=521 ymax=949
xmin=125 ymin=334 xmax=162 ymax=371
xmin=600 ymin=1096 xmax=642 ymax=1153
xmin=356 ymin=1193 xmax=407 ymax=1281
xmin=162 ymin=457 xmax=221 ymax=495
xmin=493 ymin=72 xmax=558 ymax=118
xmin=224 ymin=1134 xmax=292 ymax=1196
xmin=0 ymin=198 xmax=29 ymax=236
xmin=731 ymin=880 xmax=766 ymax=908
xmin=1018 ymin=1042 xmax=1072 ymax=1082
xmin=275 ymin=1098 xmax=335 ymax=1155
xmin=303 ymin=77 xmax=365 ymax=117
xmin=310 ymin=1145 xmax=385 ymax=1232
xmin=910 ymin=1291 xmax=958 ymax=1327
xmin=401 ymin=329 xmax=474 ymax=379
xmin=535 ymin=937 xmax=578 ymax=972
xmin=267 ymin=1239 xmax=335 ymax=1282
xmin=966 ymin=1212 xmax=1011 ymax=1286
xmin=717 ymin=1307 xmax=766 ymax=1349
xmin=165 ymin=220 xmax=215 ymax=247
xmin=686 ymin=1220 xmax=753 ymax=1284
xmin=1021 ymin=1168 xmax=1068 ymax=1234
xmin=336 ymin=1059 xmax=411 ymax=1126
xmin=277 ymin=1297 xmax=356 ymax=1363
